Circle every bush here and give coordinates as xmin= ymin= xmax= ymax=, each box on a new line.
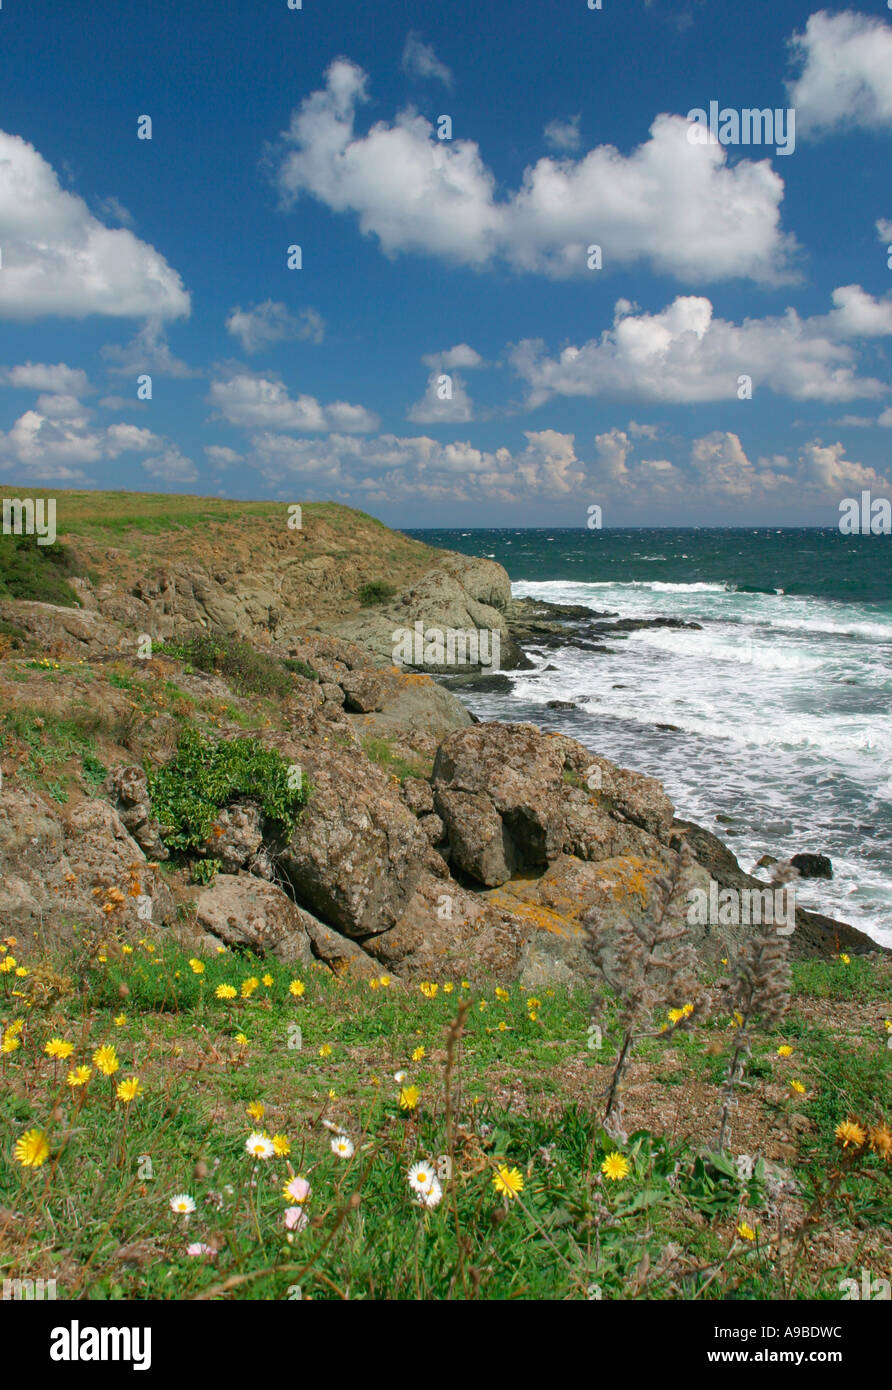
xmin=358 ymin=580 xmax=397 ymax=607
xmin=282 ymin=657 xmax=320 ymax=682
xmin=147 ymin=725 xmax=310 ymax=854
xmin=158 ymin=633 xmax=294 ymax=700
xmin=0 ymin=534 xmax=83 ymax=606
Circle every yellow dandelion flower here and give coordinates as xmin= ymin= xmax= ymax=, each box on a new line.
xmin=188 ymin=958 xmax=205 ymax=975
xmin=272 ymin=1133 xmax=291 ymax=1156
xmin=495 ymin=987 xmax=509 ymax=1003
xmin=289 ymin=980 xmax=305 ymax=998
xmin=528 ymin=1011 xmax=538 ymax=1022
xmin=378 ymin=975 xmax=391 ymax=988
xmin=44 ymin=1038 xmax=75 ymax=1059
xmin=328 ymin=1088 xmax=337 ymax=1100
xmin=92 ymin=1044 xmax=119 ymax=1077
xmin=67 ymin=1066 xmax=92 ymax=1086
xmin=240 ymin=977 xmax=259 ymax=998
xmin=318 ymin=1043 xmax=332 ymax=1057
xmin=667 ymin=1008 xmax=685 ymax=1025
xmin=116 ymin=1076 xmax=143 ymax=1103
xmin=479 ymin=999 xmax=488 ymax=1011
xmin=412 ymin=1045 xmax=425 ymax=1062
xmin=368 ymin=978 xmax=380 ymax=990
xmin=14 ymin=966 xmax=28 ymax=977
xmin=790 ymin=1079 xmax=806 ymax=1095
xmin=840 ymin=953 xmax=851 ymax=966
xmin=420 ymin=982 xmax=438 ymax=999
xmin=398 ymin=1085 xmax=420 ymax=1111
xmin=867 ymin=1123 xmax=892 ymax=1160
xmin=0 ymin=957 xmax=16 ymax=974
xmin=736 ymin=1222 xmax=756 ymax=1241
xmin=14 ymin=1129 xmax=50 ymax=1168
xmin=498 ymin=1020 xmax=507 ymax=1032
xmin=443 ymin=982 xmax=454 ymax=993
xmin=526 ymin=997 xmax=541 ymax=1009
xmin=777 ymin=1045 xmax=793 ymax=1057
xmin=114 ymin=1014 xmax=127 ymax=1027
xmin=234 ymin=1033 xmax=249 ymax=1047
xmin=247 ymin=1101 xmax=265 ymax=1122
xmin=835 ymin=1120 xmax=866 ymax=1149
xmin=122 ymin=945 xmax=133 ymax=955
xmin=601 ymin=1152 xmax=631 ymax=1181
xmin=1 ymin=1033 xmax=20 ymax=1054
xmin=215 ymin=984 xmax=236 ymax=999
xmin=461 ymin=980 xmax=470 ymax=991
xmin=493 ymin=1165 xmax=524 ymax=1198
xmin=262 ymin=974 xmax=274 ymax=988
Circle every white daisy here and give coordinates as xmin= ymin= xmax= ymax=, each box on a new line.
xmin=394 ymin=1070 xmax=407 ymax=1083
xmin=245 ymin=1131 xmax=275 ymax=1160
xmin=321 ymin=1118 xmax=342 ymax=1133
xmin=331 ymin=1134 xmax=354 ymax=1159
xmin=417 ymin=1176 xmax=443 ymax=1209
xmin=407 ymin=1160 xmax=436 ymax=1195
xmin=170 ymin=1192 xmax=196 ymax=1214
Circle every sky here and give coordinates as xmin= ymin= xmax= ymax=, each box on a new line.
xmin=0 ymin=0 xmax=891 ymax=527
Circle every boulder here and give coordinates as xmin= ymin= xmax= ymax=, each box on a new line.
xmin=339 ymin=669 xmax=385 ymax=713
xmin=194 ymin=875 xmax=313 ymax=964
xmin=106 ymin=765 xmax=169 ymax=860
xmin=199 ymin=802 xmax=263 ymax=873
xmin=791 ymin=852 xmax=833 ymax=880
xmin=400 ymin=777 xmax=435 ymax=816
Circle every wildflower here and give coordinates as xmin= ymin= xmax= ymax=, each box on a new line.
xmin=246 ymin=1101 xmax=265 ymax=1122
xmin=399 ymin=1085 xmax=420 ymax=1111
xmin=170 ymin=1193 xmax=196 ymax=1215
xmin=114 ymin=1014 xmax=127 ymax=1027
xmin=601 ymin=1153 xmax=631 ymax=1181
xmin=417 ymin=1177 xmax=443 ymax=1209
xmin=93 ymin=1044 xmax=119 ymax=1077
xmin=186 ymin=1243 xmax=216 ymax=1258
xmin=331 ymin=1134 xmax=354 ymax=1159
xmin=526 ymin=997 xmax=542 ymax=1010
xmin=289 ymin=980 xmax=305 ymax=998
xmin=15 ymin=967 xmax=28 ymax=977
xmin=1 ymin=1032 xmax=21 ymax=1054
xmin=791 ymin=1080 xmax=806 ymax=1095
xmin=234 ymin=1033 xmax=249 ymax=1047
xmin=14 ymin=1129 xmax=50 ymax=1168
xmin=368 ymin=978 xmax=380 ymax=990
xmin=215 ymin=984 xmax=236 ymax=1000
xmin=868 ymin=1123 xmax=892 ymax=1160
xmin=667 ymin=1008 xmax=685 ymax=1025
xmin=318 ymin=1043 xmax=332 ymax=1058
xmin=479 ymin=1000 xmax=488 ymax=1011
xmin=777 ymin=1045 xmax=793 ymax=1057
xmin=262 ymin=973 xmax=274 ymax=988
xmin=188 ymin=959 xmax=205 ymax=975
xmin=493 ymin=1165 xmax=524 ymax=1199
xmin=528 ymin=1011 xmax=538 ymax=1022
xmin=240 ymin=977 xmax=259 ymax=998
xmin=0 ymin=957 xmax=17 ymax=974
xmin=122 ymin=945 xmax=134 ymax=955
xmin=283 ymin=1176 xmax=311 ymax=1203
xmin=498 ymin=1020 xmax=507 ymax=1032
xmin=408 ymin=1160 xmax=436 ymax=1195
xmin=420 ymin=982 xmax=438 ymax=999
xmin=461 ymin=981 xmax=470 ymax=991
xmin=284 ymin=1206 xmax=308 ymax=1232
xmin=394 ymin=1070 xmax=407 ymax=1083
xmin=245 ymin=1132 xmax=275 ymax=1160
xmin=67 ymin=1066 xmax=91 ymax=1086
xmin=736 ymin=1222 xmax=756 ymax=1241
xmin=327 ymin=1088 xmax=337 ymax=1100
xmin=835 ymin=1120 xmax=866 ymax=1149
xmin=378 ymin=975 xmax=391 ymax=988
xmin=116 ymin=1076 xmax=143 ymax=1103
xmin=495 ymin=987 xmax=509 ymax=1003
xmin=272 ymin=1134 xmax=291 ymax=1157
xmin=412 ymin=1045 xmax=425 ymax=1062
xmin=839 ymin=954 xmax=851 ymax=966
xmin=443 ymin=982 xmax=454 ymax=993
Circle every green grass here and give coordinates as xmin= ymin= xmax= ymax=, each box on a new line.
xmin=158 ymin=633 xmax=296 ymax=700
xmin=358 ymin=580 xmax=397 ymax=606
xmin=361 ymin=735 xmax=433 ymax=782
xmin=0 ymin=533 xmax=83 ymax=606
xmin=1 ymin=939 xmax=887 ymax=1301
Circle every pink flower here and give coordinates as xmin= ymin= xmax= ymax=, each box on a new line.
xmin=283 ymin=1206 xmax=308 ymax=1232
xmin=283 ymin=1175 xmax=311 ymax=1204
xmin=186 ymin=1242 xmax=216 ymax=1258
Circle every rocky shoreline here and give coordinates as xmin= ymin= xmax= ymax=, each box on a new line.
xmin=0 ymin=506 xmax=883 ymax=988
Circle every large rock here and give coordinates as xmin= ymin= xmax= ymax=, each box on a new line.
xmin=106 ymin=765 xmax=169 ymax=860
xmin=277 ymin=745 xmax=430 ymax=937
xmin=194 ymin=875 xmax=313 ymax=964
xmin=198 ymin=803 xmax=263 ymax=873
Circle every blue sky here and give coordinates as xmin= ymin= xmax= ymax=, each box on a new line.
xmin=1 ymin=0 xmax=891 ymax=526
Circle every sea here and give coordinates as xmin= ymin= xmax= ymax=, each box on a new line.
xmin=408 ymin=527 xmax=892 ymax=950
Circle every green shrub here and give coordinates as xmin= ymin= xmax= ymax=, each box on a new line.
xmin=147 ymin=725 xmax=309 ymax=854
xmin=358 ymin=580 xmax=397 ymax=607
xmin=0 ymin=533 xmax=83 ymax=606
xmin=282 ymin=657 xmax=320 ymax=682
xmin=158 ymin=633 xmax=294 ymax=700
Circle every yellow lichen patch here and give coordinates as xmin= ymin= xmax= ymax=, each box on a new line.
xmin=486 ymin=889 xmax=574 ymax=938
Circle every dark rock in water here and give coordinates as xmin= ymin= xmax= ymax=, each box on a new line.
xmin=543 ymin=664 xmax=559 ymax=672
xmin=440 ymin=671 xmax=513 ymax=694
xmin=715 ymin=813 xmax=735 ymax=825
xmin=791 ymin=852 xmax=833 ymax=880
xmin=546 ymin=700 xmax=577 ymax=710
xmin=655 ymin=722 xmax=681 ymax=732
xmin=592 ymin=616 xmax=703 ymax=634
xmin=756 ymin=853 xmax=778 ymax=869
xmin=612 ymin=684 xmax=630 ymax=689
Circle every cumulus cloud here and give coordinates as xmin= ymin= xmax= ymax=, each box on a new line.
xmin=0 ymin=131 xmax=190 ymax=320
xmin=407 ymin=370 xmax=475 ymax=423
xmin=0 ymin=362 xmax=91 ymax=396
xmin=204 ymin=444 xmax=244 ymax=468
xmin=543 ymin=115 xmax=582 ymax=152
xmin=511 ymin=290 xmax=892 ymax=406
xmin=787 ymin=10 xmax=892 ymax=136
xmin=0 ymin=389 xmax=164 ymax=477
xmin=877 ymin=218 xmax=892 ymax=244
xmin=102 ymin=320 xmax=198 ymax=378
xmin=689 ymin=431 xmax=890 ymax=498
xmin=225 ymin=300 xmax=325 ymax=353
xmin=141 ymin=447 xmax=199 ymax=484
xmin=420 ymin=343 xmax=484 ymax=370
xmin=401 ymin=32 xmax=453 ymax=87
xmin=268 ymin=60 xmax=796 ymax=283
xmin=207 ymin=368 xmax=379 ymax=433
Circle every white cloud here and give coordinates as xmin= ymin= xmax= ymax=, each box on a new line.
xmin=0 ymin=131 xmax=190 ymax=320
xmin=689 ymin=431 xmax=890 ymax=498
xmin=102 ymin=320 xmax=198 ymax=378
xmin=0 ymin=389 xmax=162 ymax=476
xmin=141 ymin=447 xmax=199 ymax=483
xmin=407 ymin=370 xmax=475 ymax=423
xmin=787 ymin=10 xmax=892 ymax=136
xmin=207 ymin=368 xmax=379 ymax=433
xmin=204 ymin=444 xmax=244 ymax=468
xmin=511 ymin=290 xmax=892 ymax=406
xmin=879 ymin=408 xmax=892 ymax=427
xmin=401 ymin=33 xmax=453 ymax=87
xmin=0 ymin=362 xmax=91 ymax=396
xmin=269 ymin=60 xmax=796 ymax=284
xmin=420 ymin=343 xmax=484 ymax=370
xmin=225 ymin=300 xmax=325 ymax=353
xmin=877 ymin=218 xmax=892 ymax=244
xmin=627 ymin=420 xmax=660 ymax=439
xmin=105 ymin=423 xmax=163 ymax=456
xmin=543 ymin=115 xmax=582 ymax=152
